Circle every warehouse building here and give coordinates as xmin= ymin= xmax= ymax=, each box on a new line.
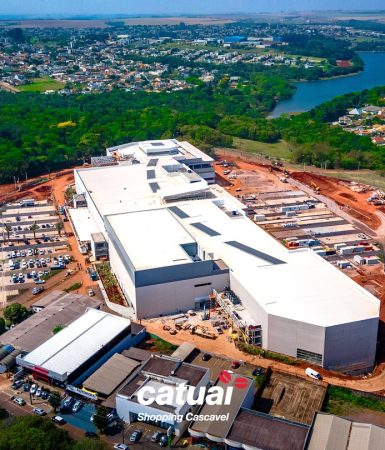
xmin=0 ymin=291 xmax=102 ymax=352
xmin=308 ymin=412 xmax=385 ymax=450
xmin=73 ymin=140 xmax=380 ymax=374
xmin=82 ymin=353 xmax=140 ymax=402
xmin=16 ymin=308 xmax=146 ymax=385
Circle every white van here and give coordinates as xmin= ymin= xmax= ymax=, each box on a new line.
xmin=8 ymin=260 xmax=14 ymax=270
xmin=305 ymin=367 xmax=322 ymax=380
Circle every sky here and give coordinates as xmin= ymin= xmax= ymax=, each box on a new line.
xmin=0 ymin=0 xmax=384 ymax=16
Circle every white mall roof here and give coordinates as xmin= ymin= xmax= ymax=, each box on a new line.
xmin=76 ymin=141 xmax=379 ymax=329
xmin=106 ymin=209 xmax=196 ymax=270
xmin=22 ymin=309 xmax=130 ymax=377
xmin=165 ymin=201 xmax=380 ymax=327
xmin=106 ymin=139 xmax=213 ymax=163
xmin=75 ymin=163 xmax=209 ymax=218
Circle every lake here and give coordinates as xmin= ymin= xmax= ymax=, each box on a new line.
xmin=270 ymin=52 xmax=385 ymax=117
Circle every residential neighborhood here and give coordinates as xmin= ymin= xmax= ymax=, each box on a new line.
xmin=336 ymin=104 xmax=385 ymax=146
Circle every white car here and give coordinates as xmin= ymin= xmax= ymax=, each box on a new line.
xmin=13 ymin=397 xmax=26 ymax=406
xmin=113 ymin=444 xmax=129 ymax=450
xmin=30 ymin=383 xmax=38 ymax=394
xmin=32 ymin=408 xmax=46 ymax=416
xmin=36 ymin=386 xmax=42 ymax=397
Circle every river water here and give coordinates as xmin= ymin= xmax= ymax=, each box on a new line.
xmin=270 ymin=52 xmax=385 ymax=117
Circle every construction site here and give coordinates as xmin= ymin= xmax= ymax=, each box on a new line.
xmin=3 ymin=143 xmax=385 ymax=393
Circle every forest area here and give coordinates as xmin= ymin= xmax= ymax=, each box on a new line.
xmin=0 ymin=28 xmax=382 ymax=182
xmin=1 ymin=81 xmax=385 ymax=182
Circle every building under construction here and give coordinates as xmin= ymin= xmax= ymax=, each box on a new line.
xmin=72 ymin=140 xmax=379 ymax=374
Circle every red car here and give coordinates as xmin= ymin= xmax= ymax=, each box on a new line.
xmin=231 ymin=361 xmax=240 ymax=369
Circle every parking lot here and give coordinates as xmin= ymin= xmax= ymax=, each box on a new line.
xmin=0 ymin=199 xmax=73 ymax=301
xmin=119 ymin=421 xmax=176 ymax=449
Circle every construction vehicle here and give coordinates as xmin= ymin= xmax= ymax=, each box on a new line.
xmin=190 ymin=325 xmax=217 ymax=340
xmin=310 ymin=182 xmax=320 ymax=193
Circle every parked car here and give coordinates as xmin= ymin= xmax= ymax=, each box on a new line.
xmin=36 ymin=386 xmax=43 ymax=397
xmin=23 ymin=382 xmax=31 ymax=392
xmin=151 ymin=431 xmax=162 ymax=443
xmin=113 ymin=445 xmax=128 ymax=450
xmin=61 ymin=396 xmax=74 ymax=411
xmin=51 ymin=416 xmax=66 ymax=425
xmin=72 ymin=400 xmax=83 ymax=413
xmin=85 ymin=432 xmax=99 ymax=439
xmin=11 ymin=380 xmax=24 ymax=390
xmin=202 ymin=353 xmax=211 ymax=361
xmin=41 ymin=389 xmax=50 ymax=400
xmin=30 ymin=383 xmax=38 ymax=395
xmin=129 ymin=430 xmax=142 ymax=443
xmin=305 ymin=367 xmax=322 ymax=380
xmin=159 ymin=434 xmax=168 ymax=447
xmin=32 ymin=286 xmax=44 ymax=295
xmin=252 ymin=368 xmax=264 ymax=377
xmin=32 ymin=408 xmax=46 ymax=416
xmin=231 ymin=361 xmax=240 ymax=369
xmin=13 ymin=397 xmax=26 ymax=406
xmin=88 ymin=288 xmax=95 ymax=297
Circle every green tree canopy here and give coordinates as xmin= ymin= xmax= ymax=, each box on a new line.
xmin=3 ymin=303 xmax=29 ymax=325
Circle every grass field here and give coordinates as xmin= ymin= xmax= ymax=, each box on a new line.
xmin=19 ymin=77 xmax=65 ymax=93
xmin=322 ymin=169 xmax=385 ymax=191
xmin=323 ymin=386 xmax=385 ymax=416
xmin=232 ymin=137 xmax=293 ymax=160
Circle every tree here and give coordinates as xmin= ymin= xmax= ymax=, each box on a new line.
xmin=29 ymin=221 xmax=39 ymax=240
xmin=93 ymin=406 xmax=109 ymax=434
xmin=0 ymin=407 xmax=9 ymax=420
xmin=56 ymin=221 xmax=64 ymax=237
xmin=0 ymin=317 xmax=6 ymax=335
xmin=0 ymin=415 xmax=72 ymax=450
xmin=48 ymin=391 xmax=62 ymax=412
xmin=4 ymin=223 xmax=12 ymax=240
xmin=3 ymin=303 xmax=29 ymax=325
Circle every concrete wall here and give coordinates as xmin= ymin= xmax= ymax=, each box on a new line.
xmin=267 ymin=315 xmax=325 ymax=362
xmin=323 ymin=318 xmax=378 ymax=374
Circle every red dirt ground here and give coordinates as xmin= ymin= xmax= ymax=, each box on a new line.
xmin=291 ymin=171 xmax=382 ymax=230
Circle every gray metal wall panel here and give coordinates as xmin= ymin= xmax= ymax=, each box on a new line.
xmin=135 ymin=260 xmax=228 ymax=287
xmin=323 ymin=318 xmax=378 ymax=374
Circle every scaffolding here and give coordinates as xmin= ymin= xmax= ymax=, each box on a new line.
xmin=213 ymin=289 xmax=262 ymax=346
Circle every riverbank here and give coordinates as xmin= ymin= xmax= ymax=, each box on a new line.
xmin=271 ymin=51 xmax=385 ymax=117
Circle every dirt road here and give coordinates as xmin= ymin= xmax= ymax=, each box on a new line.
xmin=144 ymin=321 xmax=385 ymax=394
